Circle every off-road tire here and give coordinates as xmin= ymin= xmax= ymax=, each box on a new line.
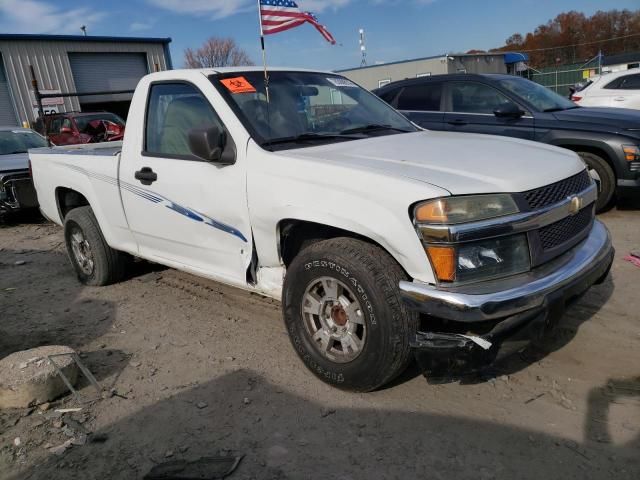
xmin=64 ymin=206 xmax=127 ymax=286
xmin=578 ymin=151 xmax=616 ymax=213
xmin=283 ymin=237 xmax=418 ymax=392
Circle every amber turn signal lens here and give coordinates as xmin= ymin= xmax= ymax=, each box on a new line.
xmin=426 ymin=246 xmax=456 ymax=282
xmin=623 ymin=145 xmax=640 ymax=162
xmin=415 ymin=200 xmax=447 ymax=222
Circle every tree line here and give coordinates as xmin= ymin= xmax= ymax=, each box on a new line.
xmin=487 ymin=9 xmax=640 ymax=68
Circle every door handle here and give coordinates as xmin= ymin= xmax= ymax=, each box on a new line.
xmin=447 ymin=119 xmax=468 ymax=126
xmin=134 ymin=167 xmax=157 ymax=185
xmin=613 ymin=97 xmax=625 ymax=102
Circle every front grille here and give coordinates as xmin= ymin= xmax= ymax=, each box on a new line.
xmin=538 ymin=206 xmax=593 ymax=250
xmin=0 ymin=173 xmax=37 ymax=209
xmin=524 ymin=170 xmax=592 ymax=210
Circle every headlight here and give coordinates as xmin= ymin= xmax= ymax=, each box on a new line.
xmin=414 ymin=194 xmax=530 ymax=284
xmin=424 ymin=235 xmax=530 ymax=283
xmin=414 ymin=194 xmax=519 ymax=224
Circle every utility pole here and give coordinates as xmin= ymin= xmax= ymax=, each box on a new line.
xmin=359 ymin=28 xmax=367 ymax=67
xmin=80 ymin=25 xmax=87 ymax=36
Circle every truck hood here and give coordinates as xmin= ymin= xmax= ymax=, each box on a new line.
xmin=0 ymin=152 xmax=29 ymax=173
xmin=287 ymin=131 xmax=585 ymax=194
xmin=552 ymin=106 xmax=640 ymax=131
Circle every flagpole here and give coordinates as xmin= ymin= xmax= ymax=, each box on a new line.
xmin=257 ymin=0 xmax=270 ymax=103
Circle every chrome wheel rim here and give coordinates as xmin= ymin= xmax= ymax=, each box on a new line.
xmin=301 ymin=276 xmax=366 ymax=363
xmin=70 ymin=227 xmax=94 ymax=275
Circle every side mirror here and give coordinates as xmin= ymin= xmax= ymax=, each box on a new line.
xmin=188 ymin=126 xmax=235 ymax=165
xmin=60 ymin=126 xmax=73 ymax=134
xmin=494 ymin=103 xmax=525 ymax=118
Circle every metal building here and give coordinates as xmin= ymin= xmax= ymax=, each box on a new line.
xmin=0 ymin=34 xmax=172 ymax=126
xmin=336 ymin=53 xmax=524 ymax=90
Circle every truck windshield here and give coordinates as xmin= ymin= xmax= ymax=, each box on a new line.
xmin=0 ymin=130 xmax=48 ymax=155
xmin=211 ymin=71 xmax=416 ymax=150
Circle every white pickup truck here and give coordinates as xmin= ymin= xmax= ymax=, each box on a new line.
xmin=30 ymin=68 xmax=614 ymax=391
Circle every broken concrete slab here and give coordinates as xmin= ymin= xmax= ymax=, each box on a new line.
xmin=0 ymin=346 xmax=79 ymax=409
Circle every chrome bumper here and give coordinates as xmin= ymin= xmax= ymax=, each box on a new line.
xmin=399 ymin=220 xmax=614 ymax=323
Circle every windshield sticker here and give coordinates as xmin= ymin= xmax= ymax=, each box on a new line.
xmin=327 ymin=77 xmax=358 ymax=88
xmin=221 ymin=77 xmax=257 ymax=94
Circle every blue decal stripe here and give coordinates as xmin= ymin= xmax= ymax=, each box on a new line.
xmin=62 ymin=163 xmax=247 ymax=243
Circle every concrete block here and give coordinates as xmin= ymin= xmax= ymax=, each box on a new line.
xmin=0 ymin=346 xmax=79 ymax=409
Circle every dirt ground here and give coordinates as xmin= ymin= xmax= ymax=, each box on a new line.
xmin=0 ymin=209 xmax=638 ymax=480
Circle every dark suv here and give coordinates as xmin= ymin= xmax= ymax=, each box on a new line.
xmin=374 ymin=74 xmax=640 ymax=211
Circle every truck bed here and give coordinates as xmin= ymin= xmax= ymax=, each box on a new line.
xmin=29 ymin=141 xmax=123 ymax=157
xmin=29 ymin=141 xmax=129 ymax=248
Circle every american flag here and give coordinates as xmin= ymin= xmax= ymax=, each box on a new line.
xmin=260 ymin=0 xmax=336 ymax=44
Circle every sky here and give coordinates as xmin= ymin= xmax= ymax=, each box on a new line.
xmin=0 ymin=0 xmax=638 ymax=70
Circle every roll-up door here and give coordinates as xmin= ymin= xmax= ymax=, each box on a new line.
xmin=68 ymin=52 xmax=148 ymax=105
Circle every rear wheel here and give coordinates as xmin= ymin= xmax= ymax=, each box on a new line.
xmin=282 ymin=237 xmax=418 ymax=392
xmin=578 ymin=151 xmax=616 ymax=212
xmin=64 ymin=206 xmax=127 ymax=286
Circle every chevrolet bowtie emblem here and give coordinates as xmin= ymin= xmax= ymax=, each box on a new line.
xmin=568 ymin=195 xmax=582 ymax=215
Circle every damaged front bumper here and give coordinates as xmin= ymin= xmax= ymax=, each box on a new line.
xmin=400 ymin=220 xmax=614 ymax=375
xmin=0 ymin=171 xmax=38 ymax=214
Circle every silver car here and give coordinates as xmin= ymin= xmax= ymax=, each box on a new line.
xmin=0 ymin=127 xmax=47 ymax=216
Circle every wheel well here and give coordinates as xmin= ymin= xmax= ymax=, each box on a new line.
xmin=559 ymin=144 xmax=616 ymax=174
xmin=278 ymin=219 xmax=410 ymax=277
xmin=55 ymin=187 xmax=89 ymax=220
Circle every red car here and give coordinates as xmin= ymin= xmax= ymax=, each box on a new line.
xmin=44 ymin=112 xmax=125 ymax=146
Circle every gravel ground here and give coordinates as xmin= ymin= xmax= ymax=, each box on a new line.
xmin=0 ymin=209 xmax=638 ymax=480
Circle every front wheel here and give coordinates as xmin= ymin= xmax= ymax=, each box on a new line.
xmin=64 ymin=206 xmax=127 ymax=286
xmin=282 ymin=237 xmax=418 ymax=392
xmin=578 ymin=151 xmax=616 ymax=213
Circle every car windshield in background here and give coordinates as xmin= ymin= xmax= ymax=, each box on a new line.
xmin=212 ymin=71 xmax=416 ymax=150
xmin=75 ymin=113 xmax=125 ymax=133
xmin=0 ymin=130 xmax=48 ymax=155
xmin=496 ymin=77 xmax=578 ymax=112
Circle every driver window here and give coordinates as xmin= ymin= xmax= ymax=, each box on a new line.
xmin=50 ymin=117 xmax=61 ymax=134
xmin=145 ymin=83 xmax=224 ymax=158
xmin=450 ymin=82 xmax=517 ymax=114
xmin=61 ymin=119 xmax=73 ymax=131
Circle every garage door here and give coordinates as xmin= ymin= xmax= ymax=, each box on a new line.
xmin=0 ymin=53 xmax=18 ymax=126
xmin=68 ymin=52 xmax=148 ymax=103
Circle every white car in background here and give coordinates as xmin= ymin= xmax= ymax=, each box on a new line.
xmin=572 ymin=68 xmax=640 ymax=109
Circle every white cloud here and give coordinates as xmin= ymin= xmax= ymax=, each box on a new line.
xmin=0 ymin=0 xmax=105 ymax=34
xmin=297 ymin=0 xmax=351 ymax=13
xmin=145 ymin=0 xmax=253 ymax=18
xmin=130 ymin=21 xmax=153 ymax=32
xmin=146 ymin=0 xmax=351 ymax=19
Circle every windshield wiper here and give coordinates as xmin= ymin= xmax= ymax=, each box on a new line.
xmin=261 ymin=132 xmax=360 ymax=148
xmin=340 ymin=124 xmax=414 ymax=135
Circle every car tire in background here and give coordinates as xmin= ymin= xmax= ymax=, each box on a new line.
xmin=578 ymin=151 xmax=616 ymax=213
xmin=282 ymin=237 xmax=418 ymax=392
xmin=63 ymin=206 xmax=128 ymax=286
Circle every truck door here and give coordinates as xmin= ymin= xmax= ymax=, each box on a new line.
xmin=443 ymin=81 xmax=535 ymax=140
xmin=119 ymin=81 xmax=252 ymax=285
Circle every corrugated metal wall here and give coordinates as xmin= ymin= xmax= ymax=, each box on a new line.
xmin=0 ymin=39 xmax=169 ymax=126
xmin=339 ymin=55 xmax=509 ymax=90
xmin=0 ymin=53 xmax=18 ymax=125
xmin=339 ymin=58 xmax=448 ymax=90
